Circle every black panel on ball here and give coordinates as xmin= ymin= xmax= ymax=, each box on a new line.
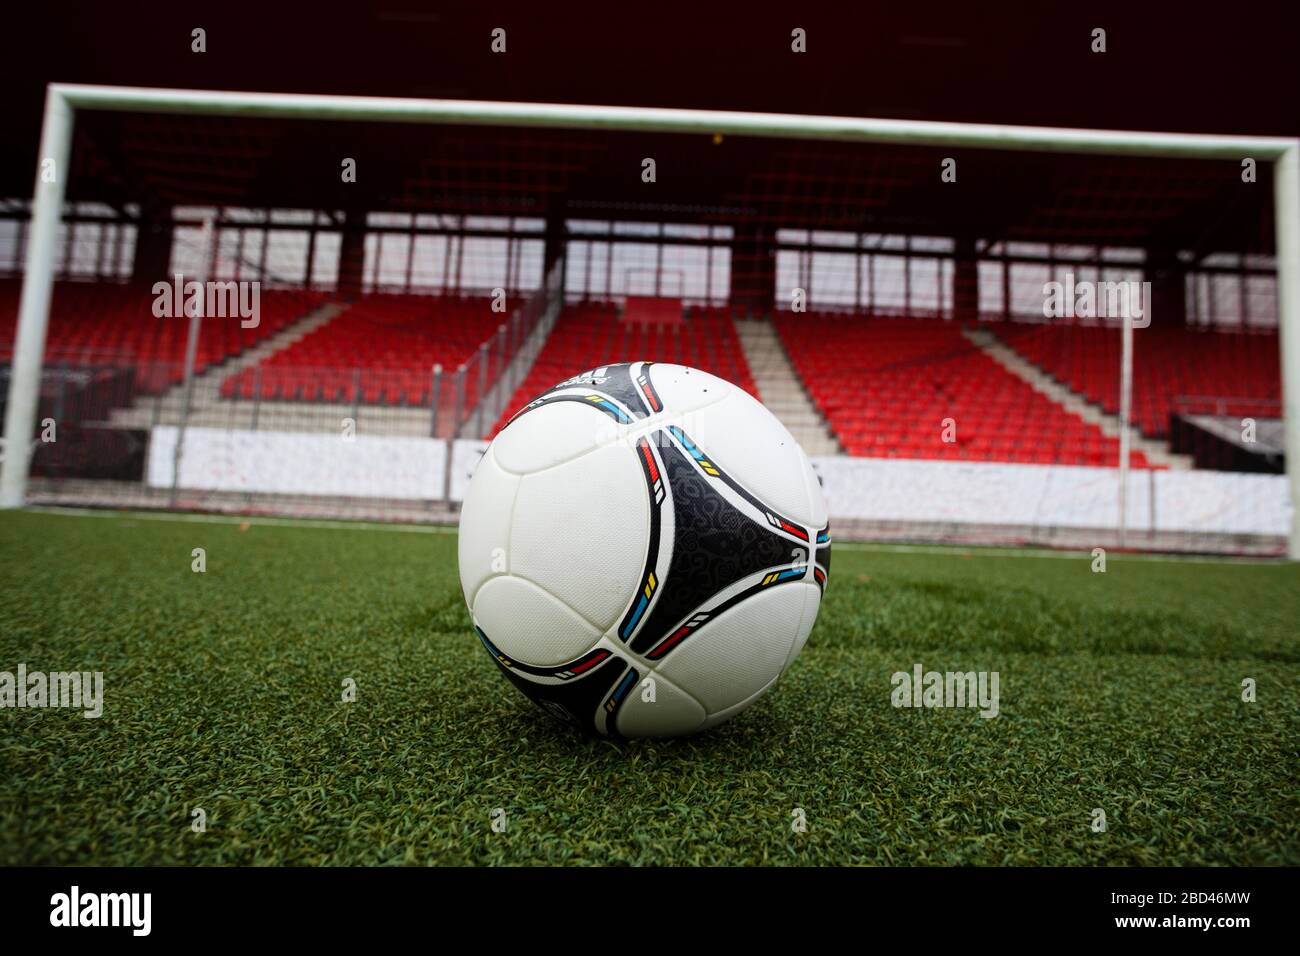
xmin=491 ymin=654 xmax=630 ymax=736
xmin=629 ymin=433 xmax=792 ymax=655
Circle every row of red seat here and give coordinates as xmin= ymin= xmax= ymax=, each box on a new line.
xmin=220 ymin=294 xmax=507 ymax=409
xmin=988 ymin=322 xmax=1280 ymax=438
xmin=488 ymin=302 xmax=758 ymax=436
xmin=0 ymin=279 xmax=320 ymax=392
xmin=220 ymin=368 xmax=444 ymax=407
xmin=774 ymin=313 xmax=1155 ymax=468
xmin=5 ymin=281 xmax=1275 ymax=473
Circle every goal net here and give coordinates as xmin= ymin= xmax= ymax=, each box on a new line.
xmin=1 ymin=86 xmax=1295 ymax=553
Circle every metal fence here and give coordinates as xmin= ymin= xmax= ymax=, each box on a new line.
xmin=17 ymin=259 xmax=564 ymax=521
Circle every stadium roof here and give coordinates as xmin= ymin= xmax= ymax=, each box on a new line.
xmin=2 ymin=2 xmax=1292 ymax=255
xmin=54 ymin=110 xmax=1275 ymax=256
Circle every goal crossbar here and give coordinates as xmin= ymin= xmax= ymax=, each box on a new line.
xmin=4 ymin=83 xmax=1298 ymax=556
xmin=41 ymin=83 xmax=1300 ymax=157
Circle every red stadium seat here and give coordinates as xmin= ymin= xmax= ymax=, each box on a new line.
xmin=223 ymin=292 xmax=504 ymax=411
xmin=0 ymin=279 xmax=324 ymax=394
xmin=988 ymin=321 xmax=1280 ymax=440
xmin=772 ymin=312 xmax=1158 ymax=469
xmin=487 ymin=301 xmax=758 ymax=436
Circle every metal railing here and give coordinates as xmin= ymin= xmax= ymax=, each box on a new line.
xmin=444 ymin=257 xmax=564 ymax=439
xmin=1173 ymin=394 xmax=1283 ymax=419
xmin=13 ymin=259 xmax=566 ymax=519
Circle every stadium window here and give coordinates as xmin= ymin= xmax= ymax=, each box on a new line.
xmin=858 ymin=253 xmax=871 ymax=312
xmin=1006 ymin=241 xmax=1049 ymax=259
xmin=774 ymin=250 xmax=800 ymax=311
xmin=1102 ymin=246 xmax=1145 ymax=264
xmin=1009 ymin=262 xmax=1051 ymax=319
xmin=364 ymin=231 xmax=415 ymax=292
xmin=214 ymin=227 xmax=241 ymax=280
xmin=663 ymin=223 xmax=709 ymax=240
xmin=585 ymin=240 xmax=610 ymax=299
xmin=872 ymin=254 xmax=907 ymax=314
xmin=1244 ymin=254 xmax=1279 ymax=328
xmin=810 ymin=251 xmax=857 ymax=308
xmin=811 ymin=230 xmax=857 ymax=248
xmin=241 ymin=230 xmax=266 ymax=283
xmin=0 ymin=218 xmax=20 ymax=274
xmin=708 ymin=246 xmax=730 ymax=306
xmin=270 ymin=208 xmax=314 ymax=225
xmin=611 ymin=241 xmax=660 ymax=296
xmin=362 ymin=233 xmax=380 ymax=292
xmin=461 ymin=236 xmax=508 ymax=294
xmin=448 ymin=234 xmax=465 ymax=293
xmin=409 ymin=235 xmax=447 ymax=291
xmin=115 ymin=224 xmax=137 ymax=279
xmin=908 ymin=256 xmax=941 ymax=317
xmin=1186 ymin=272 xmax=1206 ymax=326
xmin=97 ymin=224 xmax=115 ymax=277
xmin=1210 ymin=272 xmax=1243 ymax=328
xmin=613 ymin=221 xmax=660 ymax=237
xmin=464 ymin=215 xmax=509 ymax=231
xmin=382 ymin=233 xmax=413 ymax=291
xmin=938 ymin=258 xmax=954 ymax=318
xmin=170 ymin=225 xmax=209 ymax=278
xmin=264 ymin=230 xmax=310 ymax=287
xmin=515 ymin=239 xmax=544 ymax=292
xmin=562 ymin=219 xmax=729 ymax=304
xmin=367 ymin=211 xmax=411 ymax=228
xmin=173 ymin=205 xmax=220 ymax=227
xmin=1072 ymin=264 xmax=1101 ymax=302
xmin=68 ymin=221 xmax=101 ymax=277
xmin=1051 ymin=243 xmax=1093 ymax=262
xmin=1245 ymin=275 xmax=1276 ymax=328
xmin=912 ymin=236 xmax=954 ymax=253
xmin=978 ymin=260 xmax=1004 ymax=318
xmin=565 ymin=240 xmax=590 ymax=299
xmin=310 ymin=231 xmax=341 ymax=289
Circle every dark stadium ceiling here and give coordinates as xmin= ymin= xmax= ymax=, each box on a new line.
xmin=1 ymin=1 xmax=1292 ymax=253
xmin=61 ymin=112 xmax=1275 ymax=255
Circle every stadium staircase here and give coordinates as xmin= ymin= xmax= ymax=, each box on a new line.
xmin=733 ymin=317 xmax=842 ymax=456
xmin=78 ymin=290 xmax=556 ymax=439
xmin=964 ymin=327 xmax=1191 ymax=469
xmin=0 ymin=280 xmax=322 ymax=393
xmin=986 ymin=322 xmax=1281 ymax=440
xmin=105 ymin=300 xmax=346 ymax=431
xmin=220 ymin=295 xmax=502 ymax=407
xmin=773 ymin=313 xmax=1158 ymax=468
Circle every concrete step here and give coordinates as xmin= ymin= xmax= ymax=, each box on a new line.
xmin=108 ymin=301 xmax=347 ymax=429
xmin=733 ymin=316 xmax=843 ymax=456
xmin=965 ymin=326 xmax=1194 ymax=470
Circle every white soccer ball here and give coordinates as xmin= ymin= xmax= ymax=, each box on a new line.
xmin=458 ymin=362 xmax=829 ymax=737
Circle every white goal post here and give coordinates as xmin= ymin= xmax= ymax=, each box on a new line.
xmin=4 ymin=83 xmax=1299 ymax=556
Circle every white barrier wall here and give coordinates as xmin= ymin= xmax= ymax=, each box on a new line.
xmin=148 ymin=429 xmax=1290 ymax=538
xmin=449 ymin=439 xmax=490 ymax=502
xmin=149 ymin=426 xmax=448 ymax=500
xmin=809 ymin=456 xmax=1291 ymax=537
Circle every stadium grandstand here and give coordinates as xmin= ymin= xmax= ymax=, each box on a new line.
xmin=0 ymin=11 xmax=1295 ymax=557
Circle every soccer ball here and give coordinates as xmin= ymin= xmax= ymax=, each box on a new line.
xmin=458 ymin=362 xmax=829 ymax=737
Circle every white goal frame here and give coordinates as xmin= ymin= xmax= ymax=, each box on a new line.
xmin=4 ymin=83 xmax=1298 ymax=556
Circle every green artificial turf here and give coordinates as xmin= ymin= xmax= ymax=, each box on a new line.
xmin=1 ymin=508 xmax=1297 ymax=866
